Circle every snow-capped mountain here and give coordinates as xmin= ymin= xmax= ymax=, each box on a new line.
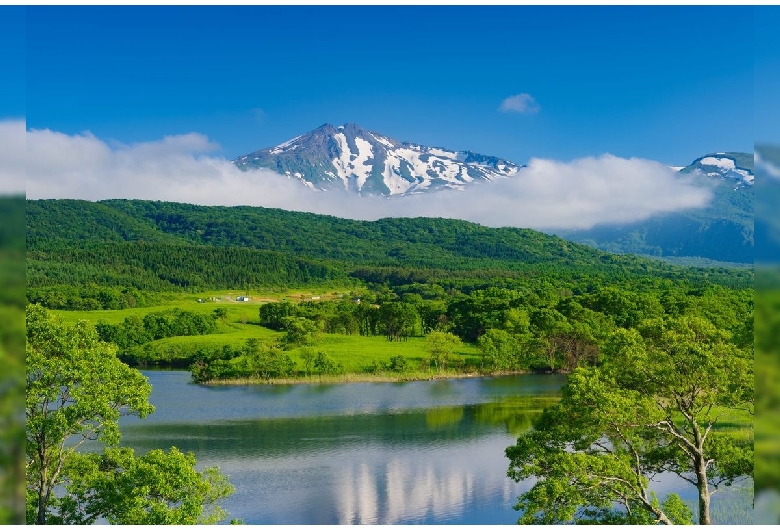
xmin=560 ymin=151 xmax=754 ymax=264
xmin=233 ymin=123 xmax=523 ymax=196
xmin=678 ymin=152 xmax=754 ymax=187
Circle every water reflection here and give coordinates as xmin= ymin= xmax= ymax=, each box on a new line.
xmin=116 ymin=371 xmax=557 ymax=524
xmin=115 ymin=371 xmax=749 ymax=524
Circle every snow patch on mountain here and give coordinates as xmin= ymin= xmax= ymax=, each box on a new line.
xmin=270 ymin=135 xmax=303 ymax=155
xmin=233 ymin=123 xmax=522 ymax=196
xmin=700 ymin=156 xmax=736 ymax=170
xmin=382 ymin=150 xmax=414 ymax=195
xmin=369 ymin=133 xmax=394 ymax=149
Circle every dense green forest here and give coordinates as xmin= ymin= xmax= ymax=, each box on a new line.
xmin=28 ymin=199 xmax=751 ymax=297
xmin=26 ymin=199 xmax=753 ymax=385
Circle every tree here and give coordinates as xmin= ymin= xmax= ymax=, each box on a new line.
xmin=25 ymin=305 xmax=234 ymax=524
xmin=313 ymin=351 xmax=341 ymax=376
xmin=426 ymin=331 xmax=461 ymax=372
xmin=280 ymin=316 xmax=320 ymax=347
xmin=26 ymin=305 xmax=155 ymax=524
xmin=476 ymin=328 xmax=516 ymax=371
xmin=213 ymin=307 xmax=228 ymax=324
xmin=299 ymin=347 xmax=318 ymax=377
xmin=529 ymin=307 xmax=571 ymax=370
xmin=55 ymin=447 xmax=234 ymax=524
xmin=506 ymin=316 xmax=753 ymax=525
xmin=388 ymin=355 xmax=407 ymax=373
xmin=379 ymin=302 xmax=418 ymax=342
xmin=258 ymin=301 xmax=296 ymax=330
xmin=242 ymin=339 xmax=295 ymax=380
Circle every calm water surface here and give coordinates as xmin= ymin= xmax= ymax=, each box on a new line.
xmin=117 ymin=371 xmax=751 ymax=524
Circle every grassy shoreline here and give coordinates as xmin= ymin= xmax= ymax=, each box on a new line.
xmin=199 ymin=369 xmax=544 ymax=386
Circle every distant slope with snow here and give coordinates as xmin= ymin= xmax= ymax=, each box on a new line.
xmin=233 ymin=123 xmax=522 ymax=196
xmin=556 ymin=152 xmax=754 ymax=264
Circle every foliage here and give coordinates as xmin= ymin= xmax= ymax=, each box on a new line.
xmin=280 ymin=316 xmax=320 ymax=347
xmin=477 ymin=328 xmax=523 ymax=371
xmin=52 ymin=447 xmax=234 ymax=524
xmin=94 ymin=308 xmax=219 ymax=351
xmin=25 ymin=305 xmax=233 ymax=524
xmin=28 ymin=199 xmax=753 ymax=298
xmin=426 ymin=331 xmax=462 ymax=372
xmin=26 ymin=304 xmax=155 ymax=524
xmin=313 ymin=351 xmax=342 ymax=376
xmin=388 ymin=354 xmax=408 ymax=373
xmin=506 ymin=315 xmax=753 ymax=525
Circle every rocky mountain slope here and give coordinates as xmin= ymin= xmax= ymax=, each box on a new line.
xmin=234 ymin=123 xmax=753 ymax=264
xmin=233 ymin=123 xmax=522 ymax=196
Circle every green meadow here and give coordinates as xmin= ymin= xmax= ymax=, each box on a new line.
xmin=52 ymin=291 xmax=483 ymax=382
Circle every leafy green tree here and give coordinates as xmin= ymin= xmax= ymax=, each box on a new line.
xmin=418 ymin=299 xmax=448 ymax=334
xmin=299 ymin=347 xmax=318 ymax=377
xmin=476 ymin=328 xmax=516 ymax=371
xmin=26 ymin=305 xmax=155 ymax=524
xmin=506 ymin=316 xmax=753 ymax=525
xmin=426 ymin=331 xmax=462 ymax=372
xmin=26 ymin=305 xmax=234 ymax=524
xmin=379 ymin=302 xmax=418 ymax=342
xmin=213 ymin=307 xmax=228 ymax=324
xmin=258 ymin=301 xmax=297 ymax=330
xmin=55 ymin=447 xmax=234 ymax=524
xmin=313 ymin=351 xmax=341 ymax=376
xmin=280 ymin=316 xmax=320 ymax=347
xmin=529 ymin=307 xmax=571 ymax=370
xmin=388 ymin=355 xmax=408 ymax=373
xmin=241 ymin=339 xmax=295 ymax=380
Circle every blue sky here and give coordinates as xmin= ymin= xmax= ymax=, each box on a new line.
xmin=17 ymin=6 xmax=754 ymax=166
xmin=756 ymin=6 xmax=780 ymax=145
xmin=0 ymin=6 xmax=24 ymax=118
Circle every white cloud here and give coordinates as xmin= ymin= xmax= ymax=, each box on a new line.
xmin=756 ymin=151 xmax=780 ymax=180
xmin=25 ymin=129 xmax=712 ymax=231
xmin=0 ymin=119 xmax=27 ymax=194
xmin=499 ymin=93 xmax=540 ymax=115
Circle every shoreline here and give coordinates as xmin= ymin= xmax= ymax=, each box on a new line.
xmin=199 ymin=369 xmax=561 ymax=386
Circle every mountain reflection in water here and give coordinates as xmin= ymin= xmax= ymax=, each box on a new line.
xmin=112 ymin=371 xmax=750 ymax=524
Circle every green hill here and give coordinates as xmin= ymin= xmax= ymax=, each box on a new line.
xmin=27 ymin=199 xmax=752 ymax=296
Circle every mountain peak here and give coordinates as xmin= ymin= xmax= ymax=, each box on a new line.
xmin=680 ymin=151 xmax=753 ymax=186
xmin=234 ymin=124 xmax=523 ymax=196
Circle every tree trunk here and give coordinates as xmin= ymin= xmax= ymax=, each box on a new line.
xmin=37 ymin=481 xmax=47 ymax=525
xmin=695 ymin=455 xmax=711 ymax=524
xmin=691 ymin=418 xmax=711 ymax=525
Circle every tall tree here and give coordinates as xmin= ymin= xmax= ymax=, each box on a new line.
xmin=26 ymin=304 xmax=155 ymax=524
xmin=506 ymin=316 xmax=753 ymax=525
xmin=426 ymin=331 xmax=462 ymax=372
xmin=25 ymin=305 xmax=234 ymax=524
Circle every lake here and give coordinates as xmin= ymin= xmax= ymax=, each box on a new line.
xmin=117 ymin=370 xmax=752 ymax=524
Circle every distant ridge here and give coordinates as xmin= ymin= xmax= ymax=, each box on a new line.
xmin=557 ymin=152 xmax=754 ymax=264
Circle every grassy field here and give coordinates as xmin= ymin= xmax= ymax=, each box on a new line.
xmin=51 ymin=288 xmax=355 ymax=324
xmin=51 ymin=291 xmax=483 ymax=380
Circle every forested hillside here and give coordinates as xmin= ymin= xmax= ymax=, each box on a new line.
xmin=26 ymin=198 xmax=752 ymax=398
xmin=27 ymin=199 xmax=752 ymax=299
